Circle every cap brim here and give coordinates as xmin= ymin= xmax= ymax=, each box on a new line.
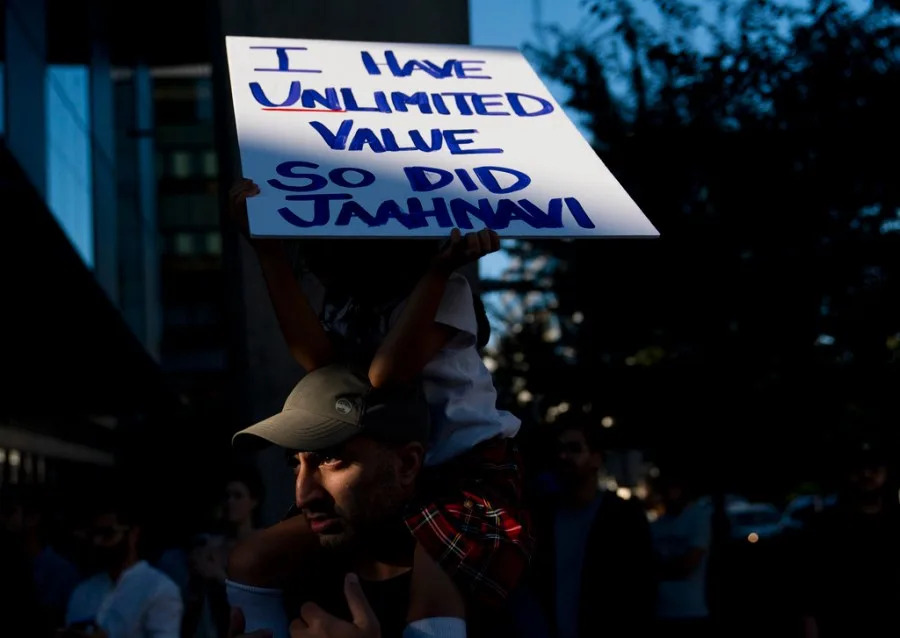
xmin=232 ymin=407 xmax=360 ymax=452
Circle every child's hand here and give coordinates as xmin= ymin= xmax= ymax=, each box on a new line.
xmin=228 ymin=178 xmax=261 ymax=240
xmin=432 ymin=228 xmax=500 ymax=274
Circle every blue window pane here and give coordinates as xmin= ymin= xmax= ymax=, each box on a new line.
xmin=46 ymin=65 xmax=94 ymax=267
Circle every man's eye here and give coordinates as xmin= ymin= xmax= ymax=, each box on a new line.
xmin=319 ymin=456 xmax=340 ymax=466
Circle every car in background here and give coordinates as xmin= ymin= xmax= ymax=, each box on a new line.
xmin=726 ymin=502 xmax=783 ymax=543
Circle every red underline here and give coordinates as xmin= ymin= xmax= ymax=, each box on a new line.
xmin=262 ymin=108 xmax=347 ymax=113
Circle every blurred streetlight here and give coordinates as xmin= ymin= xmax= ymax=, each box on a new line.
xmin=601 ymin=416 xmax=615 ymax=428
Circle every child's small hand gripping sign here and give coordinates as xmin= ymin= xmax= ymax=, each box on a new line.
xmin=432 ymin=228 xmax=501 ymax=275
xmin=290 ymin=574 xmax=380 ymax=638
xmin=228 ymin=178 xmax=260 ymax=240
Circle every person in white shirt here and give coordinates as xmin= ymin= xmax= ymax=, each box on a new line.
xmin=64 ymin=501 xmax=183 ymax=638
xmin=650 ymin=470 xmax=713 ymax=637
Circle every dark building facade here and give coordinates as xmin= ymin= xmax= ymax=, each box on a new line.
xmin=2 ymin=0 xmax=469 ymax=521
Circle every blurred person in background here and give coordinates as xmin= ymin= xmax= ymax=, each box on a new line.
xmin=651 ymin=466 xmax=713 ymax=637
xmin=1 ymin=485 xmax=44 ymax=636
xmin=3 ymin=485 xmax=81 ymax=630
xmin=532 ymin=420 xmax=656 ymax=638
xmin=800 ymin=437 xmax=900 ymax=638
xmin=63 ymin=495 xmax=182 ymax=638
xmin=180 ymin=465 xmax=264 ymax=638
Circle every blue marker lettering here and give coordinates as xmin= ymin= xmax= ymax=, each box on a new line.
xmin=450 ymin=197 xmax=499 ymax=229
xmin=390 ymin=91 xmax=433 ymax=114
xmin=348 ymin=128 xmax=387 ymax=153
xmin=471 ymin=94 xmax=509 ymax=116
xmin=431 ymin=94 xmax=450 ymax=115
xmin=250 ymin=46 xmax=321 ymax=73
xmin=309 ymin=120 xmax=354 ymax=150
xmin=277 ymin=194 xmax=351 ymax=227
xmin=454 ymin=169 xmax=479 ymax=192
xmin=300 ymin=88 xmax=341 ymax=110
xmin=453 ymin=60 xmax=491 ymax=79
xmin=361 ymin=51 xmax=457 ymax=79
xmin=269 ymin=161 xmax=328 ymax=192
xmin=409 ymin=129 xmax=444 ymax=152
xmin=250 ymin=81 xmax=301 ymax=107
xmin=335 ymin=200 xmax=381 ymax=226
xmin=381 ymin=129 xmax=419 ymax=152
xmin=404 ymin=167 xmax=454 ymax=192
xmin=473 ymin=166 xmax=531 ymax=193
xmin=341 ymin=88 xmax=391 ymax=113
xmin=407 ymin=198 xmax=453 ymax=228
xmin=376 ymin=200 xmax=427 ymax=229
xmin=329 ymin=167 xmax=376 ymax=188
xmin=564 ymin=197 xmax=596 ymax=228
xmin=519 ymin=198 xmax=563 ymax=228
xmin=495 ymin=199 xmax=546 ymax=228
xmin=444 ymin=129 xmax=502 ymax=155
xmin=506 ymin=92 xmax=554 ymax=117
xmin=440 ymin=92 xmax=476 ymax=115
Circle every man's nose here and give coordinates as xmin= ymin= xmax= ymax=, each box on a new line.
xmin=295 ymin=463 xmax=324 ymax=509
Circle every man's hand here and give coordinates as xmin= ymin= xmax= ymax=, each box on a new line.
xmin=228 ymin=607 xmax=275 ymax=638
xmin=432 ymin=229 xmax=500 ymax=275
xmin=290 ymin=574 xmax=380 ymax=638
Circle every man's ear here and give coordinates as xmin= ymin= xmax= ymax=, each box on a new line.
xmin=396 ymin=442 xmax=425 ymax=488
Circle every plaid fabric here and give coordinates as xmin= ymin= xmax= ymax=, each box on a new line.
xmin=404 ymin=437 xmax=534 ymax=606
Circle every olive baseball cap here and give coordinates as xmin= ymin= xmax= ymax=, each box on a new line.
xmin=232 ymin=364 xmax=430 ymax=452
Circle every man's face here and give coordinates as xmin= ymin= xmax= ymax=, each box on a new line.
xmin=90 ymin=512 xmax=132 ymax=570
xmin=291 ymin=436 xmax=420 ymax=551
xmin=556 ymin=428 xmax=601 ymax=486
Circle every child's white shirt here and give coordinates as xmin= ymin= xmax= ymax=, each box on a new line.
xmin=315 ymin=272 xmax=520 ymax=465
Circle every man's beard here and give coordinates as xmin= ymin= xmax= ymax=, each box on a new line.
xmin=92 ymin=539 xmax=129 ymax=572
xmin=555 ymin=463 xmax=584 ymax=488
xmin=316 ymin=462 xmax=405 ymax=553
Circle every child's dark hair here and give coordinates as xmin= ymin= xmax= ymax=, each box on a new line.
xmin=287 ymin=238 xmax=439 ymax=301
xmin=289 ymin=238 xmax=492 ymax=355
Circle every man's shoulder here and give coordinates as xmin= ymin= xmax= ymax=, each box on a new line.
xmin=67 ymin=572 xmax=111 ymax=617
xmin=73 ymin=571 xmax=110 ymax=594
xmin=128 ymin=561 xmax=182 ymax=599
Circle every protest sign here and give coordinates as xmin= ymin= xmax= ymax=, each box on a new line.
xmin=225 ymin=36 xmax=658 ymax=238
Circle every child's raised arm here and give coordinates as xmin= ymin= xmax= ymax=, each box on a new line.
xmin=228 ymin=179 xmax=334 ymax=372
xmin=368 ymin=229 xmax=499 ymax=388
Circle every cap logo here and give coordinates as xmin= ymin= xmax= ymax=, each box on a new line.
xmin=335 ymin=398 xmax=354 ymax=416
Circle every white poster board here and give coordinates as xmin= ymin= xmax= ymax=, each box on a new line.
xmin=225 ymin=36 xmax=658 ymax=238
